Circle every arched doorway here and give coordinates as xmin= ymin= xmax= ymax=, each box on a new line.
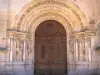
xmin=34 ymin=20 xmax=67 ymax=75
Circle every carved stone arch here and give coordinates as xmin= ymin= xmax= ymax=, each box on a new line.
xmin=21 ymin=8 xmax=76 ymax=32
xmin=28 ymin=12 xmax=73 ymax=34
xmin=26 ymin=12 xmax=73 ymax=63
xmin=14 ymin=0 xmax=86 ymax=32
xmin=26 ymin=14 xmax=75 ymax=74
xmin=19 ymin=6 xmax=82 ymax=32
xmin=20 ymin=10 xmax=74 ymax=32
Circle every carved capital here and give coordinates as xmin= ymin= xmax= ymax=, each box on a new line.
xmin=14 ymin=32 xmax=27 ymax=40
xmin=73 ymin=31 xmax=97 ymax=39
xmin=7 ymin=31 xmax=16 ymax=38
xmin=7 ymin=31 xmax=28 ymax=40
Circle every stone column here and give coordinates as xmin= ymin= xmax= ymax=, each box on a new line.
xmin=75 ymin=39 xmax=78 ymax=62
xmin=13 ymin=38 xmax=17 ymax=61
xmin=84 ymin=37 xmax=88 ymax=62
xmin=68 ymin=34 xmax=76 ymax=64
xmin=74 ymin=33 xmax=90 ymax=62
xmin=20 ymin=33 xmax=27 ymax=63
xmin=77 ymin=39 xmax=80 ymax=62
xmin=7 ymin=31 xmax=15 ymax=62
xmin=88 ymin=38 xmax=91 ymax=62
xmin=6 ymin=38 xmax=11 ymax=62
xmin=90 ymin=36 xmax=97 ymax=61
xmin=20 ymin=40 xmax=24 ymax=62
xmin=32 ymin=34 xmax=35 ymax=63
xmin=82 ymin=37 xmax=85 ymax=61
xmin=10 ymin=38 xmax=14 ymax=62
xmin=79 ymin=38 xmax=83 ymax=62
xmin=69 ymin=39 xmax=74 ymax=63
xmin=16 ymin=39 xmax=21 ymax=62
xmin=85 ymin=37 xmax=91 ymax=62
xmin=23 ymin=39 xmax=26 ymax=62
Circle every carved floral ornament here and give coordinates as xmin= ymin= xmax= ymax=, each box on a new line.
xmin=16 ymin=0 xmax=85 ymax=31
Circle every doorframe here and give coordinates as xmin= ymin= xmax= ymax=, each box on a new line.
xmin=33 ymin=20 xmax=68 ymax=74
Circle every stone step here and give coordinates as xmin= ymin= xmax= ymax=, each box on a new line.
xmin=5 ymin=72 xmax=13 ymax=75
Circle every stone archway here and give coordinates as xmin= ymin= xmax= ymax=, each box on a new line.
xmin=6 ymin=1 xmax=88 ymax=75
xmin=34 ymin=20 xmax=67 ymax=75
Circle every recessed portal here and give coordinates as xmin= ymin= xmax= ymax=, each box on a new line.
xmin=34 ymin=20 xmax=67 ymax=75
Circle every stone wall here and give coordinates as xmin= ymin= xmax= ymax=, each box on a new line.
xmin=0 ymin=0 xmax=100 ymax=75
xmin=0 ymin=12 xmax=7 ymax=48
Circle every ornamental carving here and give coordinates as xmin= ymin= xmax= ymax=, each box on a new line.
xmin=69 ymin=36 xmax=75 ymax=62
xmin=17 ymin=0 xmax=84 ymax=30
xmin=7 ymin=31 xmax=27 ymax=40
xmin=28 ymin=12 xmax=72 ymax=33
xmin=73 ymin=31 xmax=97 ymax=39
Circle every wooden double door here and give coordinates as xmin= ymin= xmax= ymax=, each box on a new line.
xmin=34 ymin=20 xmax=67 ymax=75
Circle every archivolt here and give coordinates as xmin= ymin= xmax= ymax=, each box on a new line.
xmin=28 ymin=12 xmax=73 ymax=33
xmin=15 ymin=0 xmax=85 ymax=32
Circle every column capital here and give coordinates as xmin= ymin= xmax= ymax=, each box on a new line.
xmin=7 ymin=30 xmax=28 ymax=40
xmin=72 ymin=31 xmax=97 ymax=39
xmin=7 ymin=31 xmax=16 ymax=38
xmin=15 ymin=32 xmax=27 ymax=40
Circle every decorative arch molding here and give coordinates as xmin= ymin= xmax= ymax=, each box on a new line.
xmin=14 ymin=0 xmax=86 ymax=32
xmin=21 ymin=8 xmax=76 ymax=32
xmin=28 ymin=12 xmax=73 ymax=33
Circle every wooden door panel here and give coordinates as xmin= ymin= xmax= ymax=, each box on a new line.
xmin=35 ymin=43 xmax=50 ymax=74
xmin=35 ymin=20 xmax=67 ymax=75
xmin=35 ymin=63 xmax=50 ymax=74
xmin=51 ymin=64 xmax=66 ymax=74
xmin=35 ymin=44 xmax=49 ymax=62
